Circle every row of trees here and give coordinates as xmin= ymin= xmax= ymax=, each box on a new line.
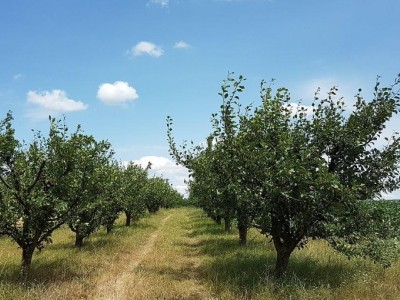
xmin=167 ymin=73 xmax=400 ymax=277
xmin=0 ymin=114 xmax=183 ymax=275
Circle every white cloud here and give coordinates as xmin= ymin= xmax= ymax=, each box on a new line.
xmin=131 ymin=41 xmax=164 ymax=58
xmin=130 ymin=156 xmax=189 ymax=196
xmin=173 ymin=41 xmax=191 ymax=49
xmin=27 ymin=89 xmax=88 ymax=112
xmin=148 ymin=0 xmax=169 ymax=7
xmin=13 ymin=74 xmax=22 ymax=80
xmin=295 ymin=77 xmax=362 ymax=106
xmin=97 ymin=81 xmax=139 ymax=105
xmin=382 ymin=189 xmax=400 ymax=200
xmin=282 ymin=102 xmax=314 ymax=117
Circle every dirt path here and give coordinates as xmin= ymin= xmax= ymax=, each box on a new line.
xmin=93 ymin=214 xmax=172 ymax=300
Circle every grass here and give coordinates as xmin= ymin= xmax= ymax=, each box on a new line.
xmin=187 ymin=209 xmax=400 ymax=299
xmin=0 ymin=214 xmax=160 ymax=299
xmin=0 ymin=207 xmax=399 ymax=299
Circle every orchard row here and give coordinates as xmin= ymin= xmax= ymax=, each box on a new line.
xmin=0 ymin=114 xmax=183 ymax=275
xmin=168 ymin=73 xmax=400 ymax=277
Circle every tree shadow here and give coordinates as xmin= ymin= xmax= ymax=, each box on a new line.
xmin=195 ymin=237 xmax=362 ymax=294
xmin=0 ymin=260 xmax=82 ymax=287
xmin=111 ymin=221 xmax=157 ymax=232
xmin=284 ymin=255 xmax=361 ymax=288
xmin=189 ymin=224 xmax=227 ymax=236
xmin=137 ymin=264 xmax=202 ymax=283
xmin=48 ymin=222 xmax=157 ymax=251
xmin=185 ymin=211 xmax=364 ymax=295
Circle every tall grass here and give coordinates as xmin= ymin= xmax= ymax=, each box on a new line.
xmin=0 ymin=207 xmax=399 ymax=299
xmin=187 ymin=208 xmax=400 ymax=299
xmin=0 ymin=214 xmax=159 ymax=299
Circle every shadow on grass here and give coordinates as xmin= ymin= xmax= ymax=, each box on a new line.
xmin=48 ymin=222 xmax=157 ymax=252
xmin=0 ymin=259 xmax=82 ymax=287
xmin=111 ymin=221 xmax=157 ymax=232
xmin=185 ymin=209 xmax=362 ymax=295
xmin=203 ymin=240 xmax=360 ymax=294
xmin=204 ymin=246 xmax=359 ymax=288
xmin=137 ymin=264 xmax=202 ymax=283
xmin=186 ymin=212 xmax=230 ymax=237
xmin=189 ymin=223 xmax=227 ymax=236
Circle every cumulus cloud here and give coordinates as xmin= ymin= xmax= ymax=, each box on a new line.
xmin=130 ymin=156 xmax=189 ymax=196
xmin=282 ymin=102 xmax=314 ymax=117
xmin=131 ymin=41 xmax=164 ymax=58
xmin=27 ymin=89 xmax=88 ymax=112
xmin=97 ymin=81 xmax=139 ymax=105
xmin=295 ymin=77 xmax=361 ymax=106
xmin=173 ymin=41 xmax=191 ymax=49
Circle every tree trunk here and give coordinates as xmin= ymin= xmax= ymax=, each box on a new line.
xmin=273 ymin=239 xmax=294 ymax=278
xmin=125 ymin=211 xmax=131 ymax=227
xmin=215 ymin=215 xmax=222 ymax=225
xmin=75 ymin=233 xmax=85 ymax=248
xmin=21 ymin=245 xmax=35 ymax=277
xmin=224 ymin=218 xmax=232 ymax=233
xmin=238 ymin=224 xmax=247 ymax=246
xmin=106 ymin=224 xmax=112 ymax=234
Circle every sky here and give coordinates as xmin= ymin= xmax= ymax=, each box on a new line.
xmin=0 ymin=0 xmax=399 ymax=197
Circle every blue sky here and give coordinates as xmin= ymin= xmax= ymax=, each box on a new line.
xmin=0 ymin=0 xmax=399 ymax=197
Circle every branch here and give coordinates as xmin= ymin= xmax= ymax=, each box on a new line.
xmin=27 ymin=160 xmax=46 ymax=195
xmin=0 ymin=174 xmax=29 ymax=213
xmin=0 ymin=229 xmax=12 ymax=236
xmin=39 ymin=217 xmax=66 ymax=240
xmin=0 ymin=174 xmax=12 ymax=190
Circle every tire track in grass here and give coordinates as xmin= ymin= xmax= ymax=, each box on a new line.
xmin=94 ymin=213 xmax=172 ymax=300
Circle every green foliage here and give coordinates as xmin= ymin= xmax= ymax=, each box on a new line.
xmin=0 ymin=113 xmax=181 ymax=272
xmin=168 ymin=74 xmax=258 ymax=242
xmin=326 ymin=200 xmax=400 ymax=267
xmin=100 ymin=162 xmax=125 ymax=233
xmin=141 ymin=177 xmax=183 ymax=213
xmin=167 ymin=73 xmax=400 ymax=277
xmin=66 ymin=139 xmax=115 ymax=247
xmin=0 ymin=115 xmax=114 ymax=271
xmin=122 ymin=162 xmax=149 ymax=226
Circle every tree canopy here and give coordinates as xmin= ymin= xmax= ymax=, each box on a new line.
xmin=0 ymin=113 xmax=183 ymax=274
xmin=168 ymin=73 xmax=400 ymax=277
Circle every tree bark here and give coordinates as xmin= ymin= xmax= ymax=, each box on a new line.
xmin=273 ymin=239 xmax=294 ymax=278
xmin=224 ymin=218 xmax=232 ymax=233
xmin=75 ymin=233 xmax=85 ymax=248
xmin=106 ymin=224 xmax=112 ymax=234
xmin=125 ymin=211 xmax=131 ymax=227
xmin=21 ymin=245 xmax=35 ymax=277
xmin=215 ymin=215 xmax=222 ymax=225
xmin=238 ymin=223 xmax=247 ymax=246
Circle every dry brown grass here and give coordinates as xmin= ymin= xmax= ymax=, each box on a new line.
xmin=92 ymin=209 xmax=214 ymax=300
xmin=0 ymin=208 xmax=214 ymax=299
xmin=1 ymin=207 xmax=400 ymax=299
xmin=0 ymin=210 xmax=167 ymax=299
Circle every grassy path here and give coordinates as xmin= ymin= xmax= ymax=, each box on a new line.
xmin=93 ymin=208 xmax=213 ymax=299
xmin=93 ymin=214 xmax=174 ymax=299
xmin=0 ymin=208 xmax=214 ymax=299
xmin=1 ymin=207 xmax=400 ymax=299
